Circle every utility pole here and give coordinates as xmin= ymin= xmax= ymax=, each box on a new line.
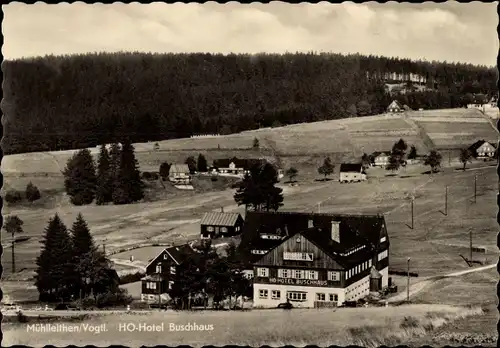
xmin=11 ymin=228 xmax=16 ymax=274
xmin=445 ymin=186 xmax=448 ymax=216
xmin=469 ymin=228 xmax=473 ymax=262
xmin=448 ymin=151 xmax=451 ymax=166
xmin=103 ymin=241 xmax=106 ymax=256
xmin=474 ymin=174 xmax=477 ymax=204
xmin=318 ymin=202 xmax=321 ymax=214
xmin=407 ymin=257 xmax=411 ymax=303
xmin=411 ymin=198 xmax=414 ymax=229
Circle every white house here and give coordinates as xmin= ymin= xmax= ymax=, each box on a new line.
xmin=339 ymin=163 xmax=367 ymax=183
xmin=469 ymin=140 xmax=496 ymax=159
xmin=169 ymin=164 xmax=191 ymax=183
xmin=387 ymin=100 xmax=404 ymax=113
xmin=372 ymin=152 xmax=390 ymax=167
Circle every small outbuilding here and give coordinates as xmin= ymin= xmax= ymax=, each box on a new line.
xmin=200 ymin=210 xmax=245 ymax=239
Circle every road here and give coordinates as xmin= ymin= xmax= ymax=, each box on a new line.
xmin=387 ymin=263 xmax=497 ymax=303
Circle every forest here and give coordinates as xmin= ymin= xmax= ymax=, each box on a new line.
xmin=2 ymin=51 xmax=497 ymax=154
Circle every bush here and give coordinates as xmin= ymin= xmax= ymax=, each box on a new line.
xmin=5 ymin=190 xmax=22 ymax=204
xmin=96 ymin=288 xmax=133 ymax=308
xmin=17 ymin=311 xmax=29 ymax=323
xmin=25 ymin=182 xmax=41 ymax=202
xmin=73 ymin=297 xmax=97 ymax=309
xmin=211 ymin=176 xmax=218 ymax=182
xmin=150 ymin=173 xmax=159 ymax=181
xmin=119 ymin=271 xmax=145 ymax=285
xmin=142 ymin=172 xmax=152 ymax=180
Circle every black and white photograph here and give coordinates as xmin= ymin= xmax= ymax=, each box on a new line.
xmin=1 ymin=2 xmax=498 ymax=346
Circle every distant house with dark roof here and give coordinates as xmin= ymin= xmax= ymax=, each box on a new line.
xmin=468 ymin=140 xmax=496 ymax=159
xmin=371 ymin=152 xmax=391 ymax=167
xmin=169 ymin=164 xmax=191 ymax=183
xmin=141 ymin=244 xmax=196 ymax=303
xmin=339 ymin=163 xmax=366 ymax=183
xmin=387 ymin=100 xmax=404 ymax=113
xmin=237 ymin=211 xmax=389 ymax=308
xmin=200 ymin=209 xmax=244 ymax=239
xmin=212 ymin=158 xmax=266 ymax=176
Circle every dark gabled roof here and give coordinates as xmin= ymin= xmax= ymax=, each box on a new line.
xmin=468 ymin=140 xmax=487 ymax=153
xmin=200 ymin=212 xmax=242 ymax=226
xmin=472 ymin=94 xmax=489 ymax=104
xmin=237 ymin=211 xmax=387 ymax=266
xmin=340 ymin=163 xmax=363 ymax=173
xmin=166 ymin=244 xmax=196 ymax=265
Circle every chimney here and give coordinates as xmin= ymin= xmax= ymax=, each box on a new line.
xmin=220 ymin=207 xmax=224 ymax=213
xmin=308 ymin=219 xmax=314 ymax=229
xmin=331 ymin=221 xmax=340 ymax=243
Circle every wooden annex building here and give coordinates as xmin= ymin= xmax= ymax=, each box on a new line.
xmin=236 ymin=211 xmax=390 ymax=308
xmin=141 ymin=244 xmax=196 ymax=303
xmin=200 ymin=210 xmax=245 ymax=239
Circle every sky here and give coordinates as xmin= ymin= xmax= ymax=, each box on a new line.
xmin=3 ymin=1 xmax=498 ymax=66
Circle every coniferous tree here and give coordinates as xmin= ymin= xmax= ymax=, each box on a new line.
xmin=408 ymin=145 xmax=418 ymax=159
xmin=96 ymin=145 xmax=112 ymax=205
xmin=25 ymin=182 xmax=41 ymax=202
xmin=108 ymin=143 xmax=122 ymax=197
xmin=159 ymin=162 xmax=171 ymax=180
xmin=185 ymin=156 xmax=197 ymax=174
xmin=35 ymin=214 xmax=75 ymax=302
xmin=197 ymin=154 xmax=208 ymax=172
xmin=112 ymin=141 xmax=144 ymax=204
xmin=63 ymin=149 xmax=97 ymax=205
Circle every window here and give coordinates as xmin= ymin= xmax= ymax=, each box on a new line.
xmin=329 ymin=294 xmax=338 ymax=302
xmin=380 ymin=236 xmax=387 ymax=243
xmin=369 ymin=259 xmax=372 ymax=267
xmin=146 ymin=282 xmax=157 ymax=290
xmin=257 ymin=268 xmax=269 ymax=277
xmin=287 ymin=292 xmax=307 ymax=301
xmin=283 ymin=252 xmax=314 ymax=261
xmin=316 ymin=293 xmax=326 ymax=301
xmin=278 ymin=269 xmax=290 ymax=278
xmin=168 ymin=281 xmax=174 ymax=290
xmin=271 ymin=290 xmax=281 ymax=300
xmin=251 ymin=250 xmax=267 ymax=255
xmin=259 ymin=289 xmax=268 ymax=299
xmin=163 ymin=253 xmax=168 ymax=259
xmin=207 ymin=226 xmax=214 ymax=232
xmin=328 ymin=271 xmax=340 ymax=281
xmin=293 ymin=269 xmax=303 ymax=279
xmin=308 ymin=270 xmax=319 ymax=280
xmin=170 ymin=266 xmax=176 ymax=275
xmin=221 ymin=227 xmax=228 ymax=233
xmin=156 ymin=264 xmax=162 ymax=273
xmin=236 ymin=226 xmax=240 ymax=232
xmin=378 ymin=250 xmax=388 ymax=261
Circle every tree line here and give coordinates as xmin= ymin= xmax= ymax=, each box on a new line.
xmin=63 ymin=142 xmax=144 ymax=205
xmin=3 ymin=52 xmax=496 ymax=155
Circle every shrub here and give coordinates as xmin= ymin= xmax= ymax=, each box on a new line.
xmin=25 ymin=182 xmax=41 ymax=202
xmin=73 ymin=297 xmax=97 ymax=309
xmin=96 ymin=288 xmax=133 ymax=308
xmin=211 ymin=176 xmax=218 ymax=182
xmin=17 ymin=311 xmax=29 ymax=323
xmin=142 ymin=172 xmax=152 ymax=180
xmin=5 ymin=190 xmax=22 ymax=204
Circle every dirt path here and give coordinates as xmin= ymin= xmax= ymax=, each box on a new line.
xmin=387 ymin=263 xmax=497 ymax=303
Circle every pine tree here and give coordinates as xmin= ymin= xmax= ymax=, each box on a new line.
xmin=70 ymin=213 xmax=112 ymax=299
xmin=185 ymin=156 xmax=197 ymax=174
xmin=96 ymin=145 xmax=112 ymax=205
xmin=62 ymin=149 xmax=97 ymax=205
xmin=113 ymin=141 xmax=144 ymax=204
xmin=35 ymin=214 xmax=75 ymax=302
xmin=197 ymin=154 xmax=208 ymax=172
xmin=25 ymin=182 xmax=41 ymax=202
xmin=159 ymin=162 xmax=171 ymax=180
xmin=408 ymin=145 xmax=417 ymax=160
xmin=108 ymin=143 xmax=122 ymax=197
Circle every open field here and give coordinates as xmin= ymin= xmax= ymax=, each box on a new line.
xmin=2 ymin=108 xmax=497 ymax=175
xmin=2 ymin=304 xmax=487 ymax=347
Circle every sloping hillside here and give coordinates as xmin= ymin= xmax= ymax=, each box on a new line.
xmin=2 ymin=108 xmax=498 ymax=175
